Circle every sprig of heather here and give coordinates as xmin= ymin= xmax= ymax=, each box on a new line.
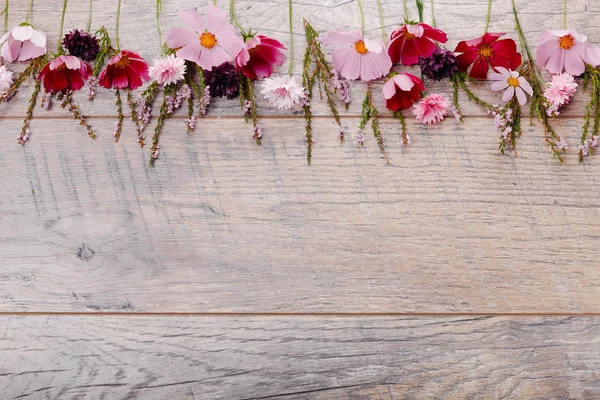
xmin=239 ymin=75 xmax=261 ymax=144
xmin=580 ymin=65 xmax=600 ymax=161
xmin=358 ymin=88 xmax=388 ymax=164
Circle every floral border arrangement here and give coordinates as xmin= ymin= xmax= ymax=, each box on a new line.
xmin=0 ymin=0 xmax=599 ymax=165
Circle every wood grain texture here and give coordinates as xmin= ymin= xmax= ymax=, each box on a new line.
xmin=2 ymin=116 xmax=600 ymax=313
xmin=1 ymin=315 xmax=600 ymax=399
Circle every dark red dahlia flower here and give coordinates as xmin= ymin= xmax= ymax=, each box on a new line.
xmin=454 ymin=32 xmax=522 ymax=79
xmin=38 ymin=55 xmax=92 ymax=93
xmin=388 ymin=22 xmax=448 ymax=66
xmin=99 ymin=50 xmax=149 ymax=90
xmin=383 ymin=73 xmax=424 ymax=111
xmin=62 ymin=29 xmax=100 ymax=62
xmin=236 ymin=35 xmax=286 ymax=80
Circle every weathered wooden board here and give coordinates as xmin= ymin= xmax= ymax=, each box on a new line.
xmin=1 ymin=315 xmax=600 ymax=399
xmin=2 ymin=116 xmax=600 ymax=313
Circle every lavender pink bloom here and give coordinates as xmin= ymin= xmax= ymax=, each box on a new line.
xmin=536 ymin=29 xmax=600 ymax=76
xmin=0 ymin=25 xmax=47 ymax=62
xmin=323 ymin=29 xmax=392 ymax=81
xmin=166 ymin=6 xmax=243 ymax=70
xmin=489 ymin=67 xmax=533 ymax=106
xmin=236 ymin=35 xmax=286 ymax=80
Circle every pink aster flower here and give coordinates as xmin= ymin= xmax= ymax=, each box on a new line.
xmin=323 ymin=29 xmax=392 ymax=81
xmin=149 ymin=55 xmax=186 ymax=85
xmin=166 ymin=6 xmax=243 ymax=70
xmin=536 ymin=28 xmax=600 ymax=76
xmin=489 ymin=67 xmax=533 ymax=106
xmin=261 ymin=75 xmax=306 ymax=110
xmin=544 ymin=73 xmax=577 ymax=111
xmin=236 ymin=35 xmax=286 ymax=80
xmin=0 ymin=25 xmax=47 ymax=62
xmin=412 ymin=93 xmax=450 ymax=124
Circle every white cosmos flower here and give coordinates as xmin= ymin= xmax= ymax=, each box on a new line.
xmin=261 ymin=75 xmax=306 ymax=110
xmin=489 ymin=67 xmax=533 ymax=106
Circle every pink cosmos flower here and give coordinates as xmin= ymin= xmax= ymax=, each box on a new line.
xmin=323 ymin=29 xmax=392 ymax=81
xmin=536 ymin=29 xmax=600 ymax=76
xmin=383 ymin=73 xmax=424 ymax=111
xmin=99 ymin=50 xmax=149 ymax=90
xmin=544 ymin=73 xmax=577 ymax=113
xmin=149 ymin=55 xmax=186 ymax=85
xmin=388 ymin=23 xmax=448 ymax=66
xmin=489 ymin=67 xmax=533 ymax=106
xmin=412 ymin=93 xmax=450 ymax=124
xmin=166 ymin=6 xmax=243 ymax=70
xmin=38 ymin=55 xmax=92 ymax=93
xmin=236 ymin=35 xmax=286 ymax=80
xmin=0 ymin=25 xmax=47 ymax=62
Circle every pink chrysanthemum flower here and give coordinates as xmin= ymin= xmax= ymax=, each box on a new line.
xmin=412 ymin=93 xmax=450 ymax=124
xmin=0 ymin=65 xmax=13 ymax=94
xmin=0 ymin=25 xmax=47 ymax=62
xmin=536 ymin=28 xmax=600 ymax=76
xmin=544 ymin=73 xmax=577 ymax=110
xmin=260 ymin=75 xmax=306 ymax=110
xmin=149 ymin=55 xmax=186 ymax=85
xmin=489 ymin=67 xmax=533 ymax=106
xmin=322 ymin=29 xmax=392 ymax=81
xmin=166 ymin=6 xmax=243 ymax=70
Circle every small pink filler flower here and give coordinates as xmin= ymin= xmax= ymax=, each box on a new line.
xmin=412 ymin=93 xmax=450 ymax=125
xmin=0 ymin=25 xmax=47 ymax=62
xmin=166 ymin=6 xmax=243 ymax=70
xmin=536 ymin=28 xmax=600 ymax=76
xmin=489 ymin=67 xmax=533 ymax=106
xmin=323 ymin=29 xmax=392 ymax=81
xmin=149 ymin=55 xmax=186 ymax=85
xmin=544 ymin=73 xmax=577 ymax=113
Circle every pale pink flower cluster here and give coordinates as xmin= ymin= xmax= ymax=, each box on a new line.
xmin=187 ymin=116 xmax=197 ymax=131
xmin=261 ymin=75 xmax=306 ymax=110
xmin=412 ymin=93 xmax=450 ymax=125
xmin=0 ymin=65 xmax=14 ymax=95
xmin=580 ymin=136 xmax=599 ymax=157
xmin=330 ymin=69 xmax=351 ymax=104
xmin=134 ymin=94 xmax=152 ymax=134
xmin=489 ymin=105 xmax=514 ymax=144
xmin=41 ymin=92 xmax=52 ymax=109
xmin=555 ymin=136 xmax=569 ymax=151
xmin=544 ymin=73 xmax=578 ymax=116
xmin=200 ymin=86 xmax=211 ymax=115
xmin=166 ymin=84 xmax=192 ymax=114
xmin=253 ymin=124 xmax=263 ymax=140
xmin=355 ymin=129 xmax=365 ymax=145
xmin=149 ymin=55 xmax=187 ymax=86
xmin=87 ymin=76 xmax=98 ymax=100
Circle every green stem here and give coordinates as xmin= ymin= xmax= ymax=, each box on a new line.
xmin=563 ymin=0 xmax=567 ymax=29
xmin=25 ymin=0 xmax=32 ymax=23
xmin=377 ymin=0 xmax=386 ymax=42
xmin=115 ymin=0 xmax=121 ymax=51
xmin=288 ymin=0 xmax=294 ymax=74
xmin=403 ymin=0 xmax=408 ymax=20
xmin=229 ymin=0 xmax=246 ymax=36
xmin=357 ymin=0 xmax=365 ymax=35
xmin=431 ymin=0 xmax=436 ymax=27
xmin=156 ymin=0 xmax=163 ymax=49
xmin=3 ymin=0 xmax=8 ymax=33
xmin=58 ymin=0 xmax=67 ymax=51
xmin=484 ymin=0 xmax=492 ymax=33
xmin=86 ymin=0 xmax=92 ymax=31
xmin=213 ymin=0 xmax=217 ymax=5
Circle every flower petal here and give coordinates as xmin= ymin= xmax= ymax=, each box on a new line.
xmin=178 ymin=9 xmax=204 ymax=33
xmin=502 ymin=86 xmax=515 ymax=103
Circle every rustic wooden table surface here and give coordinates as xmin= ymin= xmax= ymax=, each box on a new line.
xmin=2 ymin=0 xmax=600 ymax=398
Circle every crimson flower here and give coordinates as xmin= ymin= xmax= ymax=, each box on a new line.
xmin=236 ymin=35 xmax=286 ymax=80
xmin=38 ymin=55 xmax=91 ymax=92
xmin=99 ymin=50 xmax=149 ymax=90
xmin=454 ymin=32 xmax=521 ymax=79
xmin=388 ymin=23 xmax=448 ymax=66
xmin=383 ymin=73 xmax=424 ymax=111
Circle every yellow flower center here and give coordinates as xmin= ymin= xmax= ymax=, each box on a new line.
xmin=507 ymin=76 xmax=520 ymax=87
xmin=559 ymin=34 xmax=574 ymax=50
xmin=114 ymin=55 xmax=131 ymax=68
xmin=478 ymin=44 xmax=493 ymax=59
xmin=354 ymin=40 xmax=368 ymax=55
xmin=200 ymin=32 xmax=217 ymax=49
xmin=402 ymin=31 xmax=416 ymax=40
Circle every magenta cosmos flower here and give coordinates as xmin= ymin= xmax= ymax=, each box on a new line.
xmin=99 ymin=50 xmax=149 ymax=90
xmin=323 ymin=29 xmax=392 ymax=81
xmin=38 ymin=55 xmax=91 ymax=92
xmin=388 ymin=23 xmax=448 ymax=66
xmin=0 ymin=25 xmax=47 ymax=62
xmin=166 ymin=6 xmax=243 ymax=70
xmin=383 ymin=73 xmax=424 ymax=111
xmin=236 ymin=35 xmax=286 ymax=80
xmin=536 ymin=29 xmax=600 ymax=76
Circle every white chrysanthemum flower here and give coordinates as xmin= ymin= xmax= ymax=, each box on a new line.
xmin=261 ymin=75 xmax=306 ymax=110
xmin=149 ymin=55 xmax=186 ymax=86
xmin=0 ymin=65 xmax=14 ymax=95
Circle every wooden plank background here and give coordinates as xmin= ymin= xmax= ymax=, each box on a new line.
xmin=1 ymin=0 xmax=600 ymax=398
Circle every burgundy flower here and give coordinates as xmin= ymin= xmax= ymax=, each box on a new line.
xmin=204 ymin=63 xmax=240 ymax=99
xmin=454 ymin=32 xmax=522 ymax=79
xmin=62 ymin=29 xmax=100 ymax=62
xmin=99 ymin=50 xmax=149 ymax=90
xmin=38 ymin=55 xmax=91 ymax=93
xmin=383 ymin=73 xmax=424 ymax=111
xmin=236 ymin=35 xmax=286 ymax=80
